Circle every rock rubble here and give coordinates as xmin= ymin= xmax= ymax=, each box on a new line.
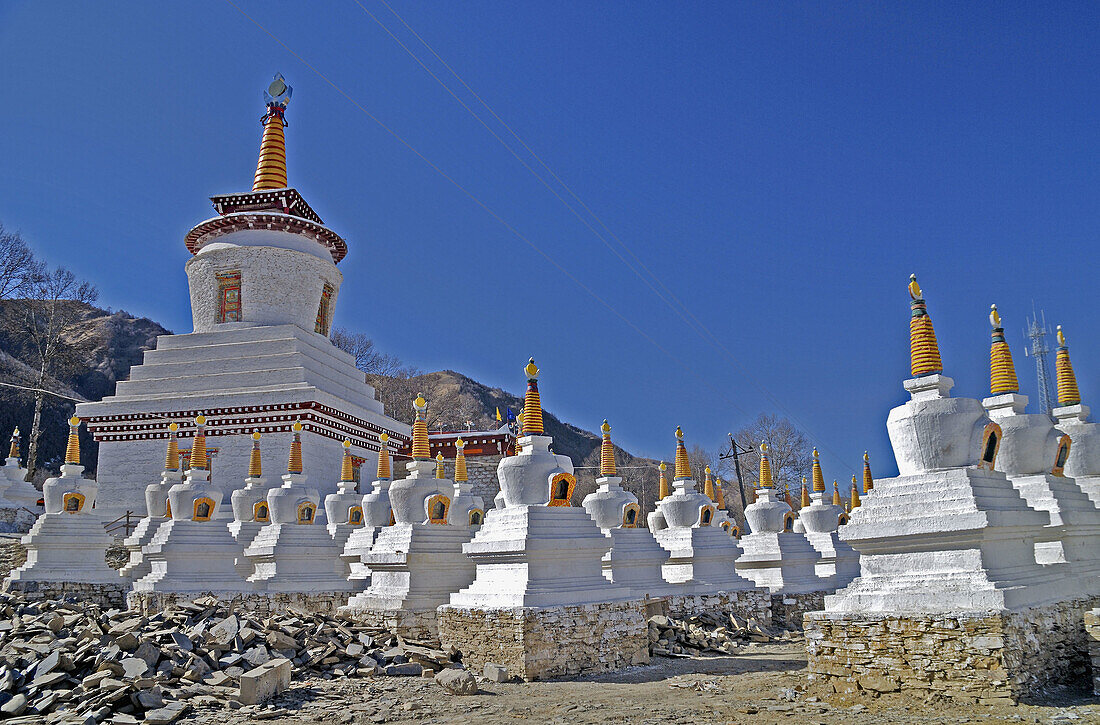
xmin=648 ymin=611 xmax=793 ymax=657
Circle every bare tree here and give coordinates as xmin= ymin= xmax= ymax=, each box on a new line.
xmin=726 ymin=414 xmax=812 ymax=501
xmin=331 ymin=327 xmax=414 ymax=378
xmin=0 ymin=225 xmax=43 ymax=300
xmin=16 ymin=266 xmax=98 ymax=478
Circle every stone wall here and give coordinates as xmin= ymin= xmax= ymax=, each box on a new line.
xmin=5 ymin=579 xmax=128 ymax=609
xmin=771 ymin=591 xmax=825 ymax=631
xmin=1086 ymin=608 xmax=1100 ymax=696
xmin=0 ymin=507 xmax=36 ymax=534
xmin=0 ymin=539 xmax=27 ymax=579
xmin=128 ymin=590 xmax=352 ymax=618
xmin=804 ymin=597 xmax=1098 ymax=703
xmin=438 ymin=600 xmax=649 ymax=681
xmin=340 ymin=607 xmax=438 ymax=643
xmin=665 ymin=589 xmax=772 ymax=628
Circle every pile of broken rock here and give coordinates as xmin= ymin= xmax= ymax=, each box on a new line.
xmin=0 ymin=593 xmax=464 ymax=724
xmin=648 ymin=612 xmax=793 ymax=657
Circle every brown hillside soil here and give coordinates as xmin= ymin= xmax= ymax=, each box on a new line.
xmin=201 ymin=640 xmax=1098 ymax=725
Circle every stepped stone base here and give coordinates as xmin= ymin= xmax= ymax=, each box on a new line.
xmin=1086 ymin=608 xmax=1100 ymax=696
xmin=340 ymin=607 xmax=438 ymax=642
xmin=804 ymin=597 xmax=1097 ymax=703
xmin=771 ymin=591 xmax=826 ymax=630
xmin=127 ymin=590 xmax=351 ymax=616
xmin=665 ymin=589 xmax=772 ymax=626
xmin=438 ymin=600 xmax=648 ymax=681
xmin=5 ymin=579 xmax=128 ymax=608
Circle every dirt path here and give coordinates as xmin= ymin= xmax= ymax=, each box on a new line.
xmin=191 ymin=640 xmax=1098 ymax=725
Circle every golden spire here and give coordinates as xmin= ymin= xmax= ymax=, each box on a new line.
xmin=1055 ymin=326 xmax=1081 ymax=406
xmin=800 ymin=478 xmax=811 ymax=508
xmin=64 ymin=416 xmax=81 ymax=465
xmin=411 ymin=394 xmax=430 ymax=460
xmin=832 ymin=480 xmax=842 ymax=506
xmin=599 ymin=420 xmax=616 ymax=477
xmin=908 ymin=274 xmax=943 ymax=377
xmin=658 ymin=461 xmax=670 ymax=499
xmin=811 ymin=447 xmax=824 ymax=492
xmin=851 ymin=474 xmax=862 ymax=508
xmin=862 ymin=452 xmax=874 ymax=492
xmin=377 ymin=432 xmax=392 ymax=480
xmin=8 ymin=428 xmax=19 ymax=460
xmin=165 ymin=423 xmax=180 ymax=472
xmin=715 ymin=477 xmax=726 ymax=510
xmin=673 ymin=427 xmax=692 ymax=480
xmin=435 ymin=452 xmax=446 ymax=479
xmin=188 ymin=415 xmax=208 ymax=470
xmin=703 ymin=466 xmax=716 ymax=500
xmin=758 ymin=442 xmax=773 ymax=489
xmin=287 ymin=420 xmax=303 ymax=474
xmin=340 ymin=439 xmax=354 ymax=482
xmin=253 ymin=74 xmax=291 ymax=191
xmin=454 ymin=438 xmax=468 ymax=482
xmin=245 ymin=431 xmax=261 ymax=478
xmin=521 ymin=359 xmax=544 ymax=436
xmin=784 ymin=489 xmax=794 ymax=508
xmin=988 ymin=304 xmax=1019 ymax=394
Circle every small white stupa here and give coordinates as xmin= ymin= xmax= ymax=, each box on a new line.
xmin=5 ymin=417 xmax=124 ymax=605
xmin=227 ymin=431 xmax=273 ymax=578
xmin=806 ymin=276 xmax=1082 ymax=703
xmin=798 ymin=450 xmax=859 ymax=589
xmin=581 ymin=420 xmax=673 ymax=597
xmin=0 ymin=429 xmax=40 ymax=532
xmin=439 ymin=360 xmax=646 ymax=681
xmin=131 ymin=416 xmax=250 ymax=604
xmin=1051 ymin=326 xmax=1100 ymax=506
xmin=735 ymin=443 xmax=826 ymax=595
xmin=446 ymin=439 xmax=486 ymax=529
xmin=340 ymin=432 xmax=394 ymax=583
xmin=980 ymin=306 xmax=1100 ymax=590
xmin=649 ymin=427 xmax=757 ymax=596
xmin=324 ymin=438 xmax=366 ymax=578
xmin=342 ymin=394 xmax=474 ymax=637
xmin=243 ymin=421 xmax=356 ymax=603
xmin=120 ymin=424 xmax=184 ymax=580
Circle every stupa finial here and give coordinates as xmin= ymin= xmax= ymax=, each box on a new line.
xmin=377 ymin=432 xmax=392 ymax=480
xmin=704 ymin=466 xmax=716 ymax=500
xmin=715 ymin=477 xmax=726 ymax=509
xmin=758 ymin=442 xmax=773 ymax=489
xmin=800 ymin=478 xmax=811 ymax=508
xmin=862 ymin=451 xmax=874 ymax=491
xmin=189 ymin=416 xmax=209 ymax=470
xmin=164 ymin=423 xmax=180 ymax=472
xmin=832 ymin=480 xmax=842 ymax=506
xmin=811 ymin=447 xmax=824 ymax=492
xmin=522 ymin=359 xmax=544 ymax=436
xmin=673 ymin=427 xmax=692 ymax=480
xmin=435 ymin=452 xmax=446 ymax=479
xmin=247 ymin=431 xmax=262 ymax=478
xmin=1055 ymin=325 xmax=1081 ymax=406
xmin=64 ymin=416 xmax=81 ymax=466
xmin=989 ymin=304 xmax=1019 ymax=394
xmin=286 ymin=420 xmax=303 ymax=474
xmin=657 ymin=461 xmax=670 ymax=499
xmin=454 ymin=438 xmax=468 ymax=482
xmin=8 ymin=428 xmax=19 ymax=461
xmin=253 ymin=73 xmax=292 ymax=191
xmin=411 ymin=394 xmax=430 ymax=460
xmin=908 ymin=274 xmax=943 ymax=377
xmin=599 ymin=420 xmax=616 ymax=477
xmin=340 ymin=439 xmax=354 ymax=482
xmin=851 ymin=474 xmax=862 ymax=508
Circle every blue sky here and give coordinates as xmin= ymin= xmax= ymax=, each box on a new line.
xmin=2 ymin=1 xmax=1097 ymax=479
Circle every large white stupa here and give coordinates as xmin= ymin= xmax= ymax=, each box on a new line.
xmin=76 ymin=74 xmax=408 ymax=518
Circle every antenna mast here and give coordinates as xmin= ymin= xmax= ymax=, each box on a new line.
xmin=1024 ymin=308 xmax=1055 ymax=416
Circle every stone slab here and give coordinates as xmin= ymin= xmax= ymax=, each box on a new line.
xmin=239 ymin=657 xmax=291 ymax=705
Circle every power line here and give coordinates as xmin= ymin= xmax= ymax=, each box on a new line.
xmin=357 ymin=0 xmax=856 ymax=473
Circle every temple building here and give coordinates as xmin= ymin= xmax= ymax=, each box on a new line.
xmin=76 ymin=75 xmax=408 ymax=518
